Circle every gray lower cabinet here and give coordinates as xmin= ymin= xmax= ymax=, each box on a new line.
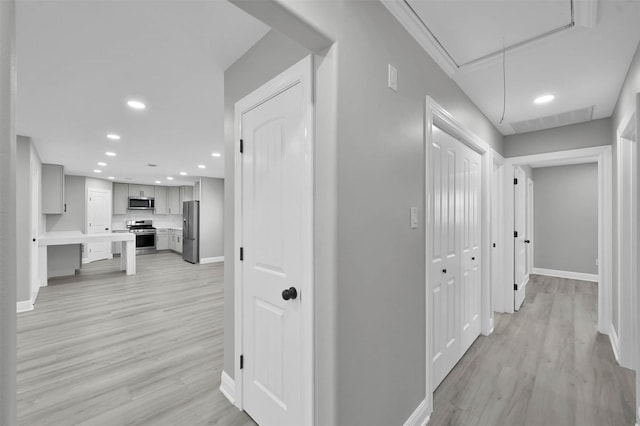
xmin=169 ymin=229 xmax=182 ymax=254
xmin=156 ymin=229 xmax=169 ymax=250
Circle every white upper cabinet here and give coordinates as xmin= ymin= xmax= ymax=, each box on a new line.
xmin=154 ymin=186 xmax=168 ymax=214
xmin=128 ymin=185 xmax=155 ymax=198
xmin=113 ymin=183 xmax=129 ymax=215
xmin=167 ymin=186 xmax=180 ymax=215
xmin=42 ymin=164 xmax=64 ymax=214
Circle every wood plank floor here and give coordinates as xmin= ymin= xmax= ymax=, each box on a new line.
xmin=17 ymin=252 xmax=255 ymax=426
xmin=432 ymin=274 xmax=636 ymax=426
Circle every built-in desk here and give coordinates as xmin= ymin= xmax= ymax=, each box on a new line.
xmin=39 ymin=231 xmax=137 ymax=275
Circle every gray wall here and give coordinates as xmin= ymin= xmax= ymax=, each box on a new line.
xmin=0 ymin=1 xmax=16 ymax=424
xmin=611 ymin=41 xmax=640 ymax=342
xmin=533 ymin=164 xmax=598 ymax=274
xmin=199 ymin=177 xmax=223 ymax=259
xmin=46 ymin=175 xmax=85 ymax=232
xmin=223 ymin=30 xmax=311 ymax=380
xmin=16 ymin=136 xmax=31 ymax=303
xmin=503 ymin=118 xmax=612 ymax=158
xmin=224 ymin=2 xmax=504 ymax=425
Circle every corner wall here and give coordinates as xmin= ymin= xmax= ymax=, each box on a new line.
xmin=199 ymin=177 xmax=223 ymax=259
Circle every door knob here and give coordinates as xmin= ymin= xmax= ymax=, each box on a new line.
xmin=442 ymin=268 xmax=447 ymax=274
xmin=524 ymin=240 xmax=531 ymax=244
xmin=32 ymin=238 xmax=36 ymax=242
xmin=282 ymin=287 xmax=298 ymax=301
xmin=471 ymin=257 xmax=475 ymax=261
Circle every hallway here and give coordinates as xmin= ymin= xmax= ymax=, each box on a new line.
xmin=432 ymin=274 xmax=636 ymax=425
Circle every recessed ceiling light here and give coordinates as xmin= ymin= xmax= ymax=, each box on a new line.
xmin=198 ymin=164 xmax=206 ymax=169
xmin=167 ymin=177 xmax=174 ymax=181
xmin=534 ymin=94 xmax=554 ymax=104
xmin=93 ymin=169 xmax=102 ymax=173
xmin=97 ymin=162 xmax=107 ymax=166
xmin=180 ymin=172 xmax=187 ymax=176
xmin=106 ymin=134 xmax=120 ymax=140
xmin=211 ymin=152 xmax=221 ymax=157
xmin=108 ymin=176 xmax=115 ymax=180
xmin=105 ymin=152 xmax=116 ymax=157
xmin=155 ymin=180 xmax=161 ymax=184
xmin=127 ymin=100 xmax=146 ymax=110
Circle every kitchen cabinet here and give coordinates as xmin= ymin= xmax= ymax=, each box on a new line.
xmin=167 ymin=187 xmax=180 ymax=215
xmin=113 ymin=183 xmax=129 ymax=214
xmin=154 ymin=186 xmax=168 ymax=214
xmin=128 ymin=184 xmax=155 ymax=198
xmin=42 ymin=164 xmax=64 ymax=214
xmin=156 ymin=229 xmax=169 ymax=250
xmin=169 ymin=229 xmax=182 ymax=253
xmin=179 ymin=186 xmax=194 ymax=215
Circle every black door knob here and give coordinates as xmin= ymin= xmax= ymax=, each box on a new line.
xmin=524 ymin=240 xmax=531 ymax=244
xmin=32 ymin=238 xmax=36 ymax=242
xmin=471 ymin=257 xmax=475 ymax=261
xmin=442 ymin=268 xmax=447 ymax=274
xmin=282 ymin=287 xmax=298 ymax=301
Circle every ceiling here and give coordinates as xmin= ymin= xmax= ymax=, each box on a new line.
xmin=384 ymin=0 xmax=640 ymax=135
xmin=17 ymin=0 xmax=269 ymax=185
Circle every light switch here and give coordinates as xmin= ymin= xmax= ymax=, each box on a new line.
xmin=410 ymin=207 xmax=418 ymax=229
xmin=388 ymin=64 xmax=398 ymax=92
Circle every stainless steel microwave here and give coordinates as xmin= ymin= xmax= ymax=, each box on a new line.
xmin=128 ymin=197 xmax=155 ymax=210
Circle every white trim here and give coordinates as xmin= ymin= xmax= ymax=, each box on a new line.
xmin=16 ymin=300 xmax=33 ymax=313
xmin=219 ymin=370 xmax=235 ymax=406
xmin=233 ymin=55 xmax=314 ymax=425
xmin=425 ymin=97 xmax=492 ymax=419
xmin=504 ymin=145 xmax=612 ymax=336
xmin=610 ymin=323 xmax=621 ymax=364
xmin=532 ymin=268 xmax=598 ymax=282
xmin=403 ymin=399 xmax=430 ymax=426
xmin=200 ymin=256 xmax=224 ymax=264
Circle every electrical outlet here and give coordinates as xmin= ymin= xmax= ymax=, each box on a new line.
xmin=388 ymin=64 xmax=398 ymax=92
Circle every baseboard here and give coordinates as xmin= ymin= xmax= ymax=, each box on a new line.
xmin=201 ymin=256 xmax=224 ymax=264
xmin=404 ymin=399 xmax=430 ymax=426
xmin=17 ymin=299 xmax=34 ymax=313
xmin=532 ymin=267 xmax=598 ymax=282
xmin=220 ymin=370 xmax=235 ymax=406
xmin=609 ymin=324 xmax=620 ymax=364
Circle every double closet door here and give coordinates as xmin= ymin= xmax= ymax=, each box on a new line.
xmin=431 ymin=126 xmax=482 ymax=389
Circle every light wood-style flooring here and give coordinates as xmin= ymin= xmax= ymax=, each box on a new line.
xmin=17 ymin=252 xmax=255 ymax=425
xmin=432 ymin=274 xmax=636 ymax=426
xmin=19 ymin=260 xmax=635 ymax=425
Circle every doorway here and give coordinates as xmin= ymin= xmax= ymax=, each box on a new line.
xmin=233 ymin=56 xmax=314 ymax=426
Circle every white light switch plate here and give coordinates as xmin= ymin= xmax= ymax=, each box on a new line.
xmin=388 ymin=64 xmax=398 ymax=92
xmin=410 ymin=207 xmax=418 ymax=229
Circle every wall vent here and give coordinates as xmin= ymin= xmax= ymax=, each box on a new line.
xmin=510 ymin=106 xmax=594 ymax=134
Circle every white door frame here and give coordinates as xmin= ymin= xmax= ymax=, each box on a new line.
xmin=527 ymin=177 xmax=534 ymax=276
xmin=491 ymin=152 xmax=506 ymax=314
xmin=616 ymin=99 xmax=638 ymax=374
xmin=502 ymin=146 xmax=612 ymax=335
xmin=425 ymin=97 xmax=494 ymax=416
xmin=233 ymin=56 xmax=314 ymax=425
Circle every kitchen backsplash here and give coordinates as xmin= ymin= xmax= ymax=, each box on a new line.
xmin=112 ymin=212 xmax=183 ymax=230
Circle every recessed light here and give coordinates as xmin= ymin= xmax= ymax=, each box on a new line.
xmin=180 ymin=172 xmax=187 ymax=176
xmin=106 ymin=134 xmax=120 ymax=140
xmin=155 ymin=180 xmax=161 ymax=184
xmin=198 ymin=164 xmax=206 ymax=169
xmin=167 ymin=177 xmax=174 ymax=181
xmin=93 ymin=169 xmax=102 ymax=173
xmin=211 ymin=152 xmax=221 ymax=157
xmin=97 ymin=162 xmax=107 ymax=166
xmin=534 ymin=94 xmax=554 ymax=104
xmin=127 ymin=100 xmax=146 ymax=110
xmin=105 ymin=152 xmax=116 ymax=157
xmin=108 ymin=176 xmax=115 ymax=180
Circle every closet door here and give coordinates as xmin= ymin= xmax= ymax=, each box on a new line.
xmin=431 ymin=126 xmax=461 ymax=388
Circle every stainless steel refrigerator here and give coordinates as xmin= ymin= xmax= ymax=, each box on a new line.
xmin=182 ymin=200 xmax=200 ymax=263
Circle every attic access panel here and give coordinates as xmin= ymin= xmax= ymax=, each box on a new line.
xmin=405 ymin=0 xmax=572 ymax=66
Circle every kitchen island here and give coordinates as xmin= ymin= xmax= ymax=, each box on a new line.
xmin=39 ymin=231 xmax=137 ymax=275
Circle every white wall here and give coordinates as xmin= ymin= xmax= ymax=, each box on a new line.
xmin=199 ymin=177 xmax=223 ymax=260
xmin=112 ymin=212 xmax=183 ymax=230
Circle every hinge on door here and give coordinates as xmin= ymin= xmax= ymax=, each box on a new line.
xmin=240 ymin=355 xmax=244 ymax=369
xmin=240 ymin=139 xmax=244 ymax=153
xmin=514 ymin=284 xmax=518 ymax=291
xmin=514 ymin=231 xmax=518 ymax=238
xmin=240 ymin=247 xmax=244 ymax=261
xmin=513 ymin=178 xmax=518 ymax=185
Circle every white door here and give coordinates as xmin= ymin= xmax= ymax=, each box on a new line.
xmin=431 ymin=126 xmax=482 ymax=388
xmin=431 ymin=126 xmax=461 ymax=388
xmin=514 ymin=167 xmax=527 ymax=310
xmin=460 ymin=145 xmax=482 ymax=353
xmin=87 ymin=188 xmax=111 ymax=262
xmin=240 ymin=61 xmax=311 ymax=426
xmin=526 ymin=178 xmax=534 ymax=275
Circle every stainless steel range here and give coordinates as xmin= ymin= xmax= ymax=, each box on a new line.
xmin=126 ymin=219 xmax=157 ymax=255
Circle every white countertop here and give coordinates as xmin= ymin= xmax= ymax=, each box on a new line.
xmin=39 ymin=231 xmax=135 ymax=246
